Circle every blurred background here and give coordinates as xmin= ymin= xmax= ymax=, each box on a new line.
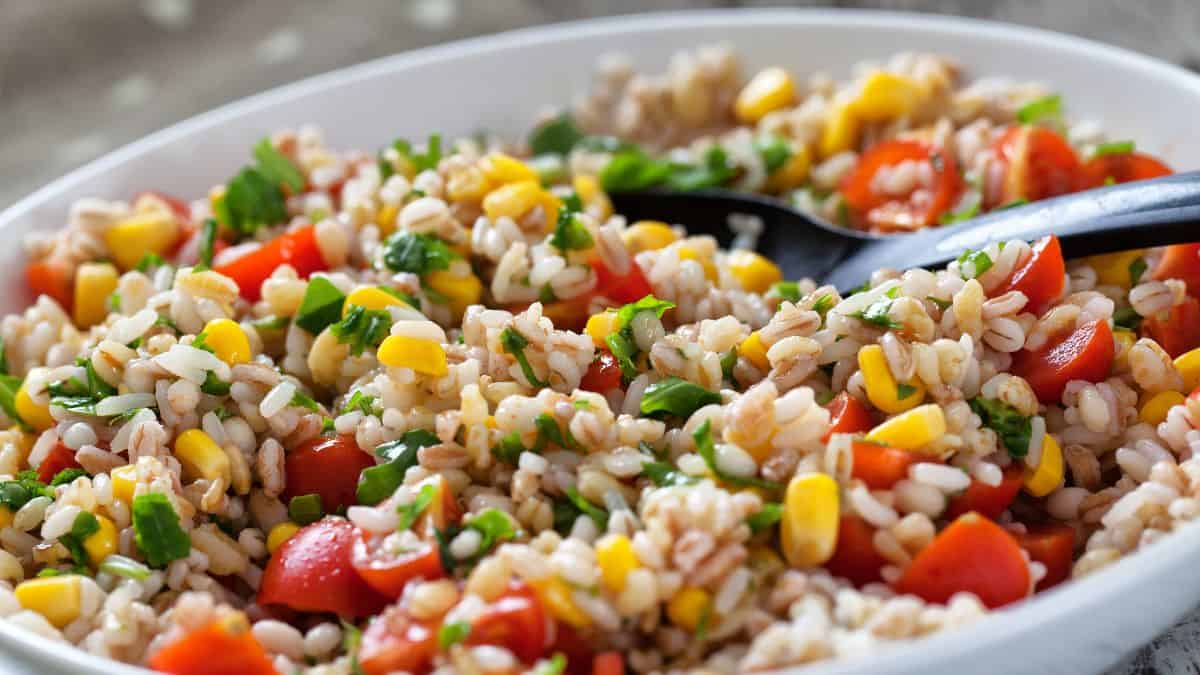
xmin=2 ymin=0 xmax=1200 ymax=673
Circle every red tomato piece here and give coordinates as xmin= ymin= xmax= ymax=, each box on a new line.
xmin=989 ymin=126 xmax=1081 ymax=205
xmin=1076 ymin=151 xmax=1172 ymax=190
xmin=258 ymin=518 xmax=388 ymax=618
xmin=894 ymin=512 xmax=1030 ymax=609
xmin=466 ymin=583 xmax=548 ymax=664
xmin=214 ymin=225 xmax=327 ymax=302
xmin=1013 ymin=318 xmax=1115 ymax=404
xmin=1152 ymin=244 xmax=1200 ymax=299
xmin=824 ymin=515 xmax=888 ymax=586
xmin=282 ymin=435 xmax=376 ymax=514
xmin=839 ymin=140 xmax=964 ymax=232
xmin=580 ymin=352 xmax=623 ymax=393
xmin=37 ymin=443 xmax=83 ymax=484
xmin=590 ymin=258 xmax=654 ymax=305
xmin=350 ymin=536 xmax=444 ymax=600
xmin=1016 ymin=523 xmax=1076 ymax=591
xmin=1143 ymin=296 xmax=1200 ymax=358
xmin=851 ymin=441 xmax=925 ymax=490
xmin=946 ymin=465 xmax=1024 ymax=520
xmin=358 ymin=605 xmax=438 ymax=675
xmin=592 ymin=652 xmax=624 ymax=675
xmin=549 ymin=624 xmax=595 ymax=675
xmin=147 ymin=619 xmax=276 ymax=675
xmin=26 ymin=258 xmax=74 ymax=311
xmin=823 ymin=392 xmax=875 ymax=442
xmin=995 ymin=235 xmax=1065 ymax=316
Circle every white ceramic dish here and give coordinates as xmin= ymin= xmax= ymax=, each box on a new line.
xmin=3 ymin=8 xmax=1200 ymax=675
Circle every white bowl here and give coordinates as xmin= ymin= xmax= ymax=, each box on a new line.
xmin=3 ymin=8 xmax=1200 ymax=675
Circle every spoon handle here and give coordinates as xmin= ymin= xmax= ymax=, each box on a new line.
xmin=825 ymin=171 xmax=1200 ymax=290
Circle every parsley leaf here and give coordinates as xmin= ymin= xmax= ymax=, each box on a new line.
xmin=295 ymin=276 xmax=346 ymax=334
xmin=331 ymin=305 xmax=392 ymax=356
xmin=640 ymin=461 xmax=699 ymax=487
xmin=599 ymin=149 xmax=675 ymax=192
xmin=754 ymin=134 xmax=793 ymax=174
xmin=529 ymin=114 xmax=585 ymax=156
xmin=396 ymin=483 xmax=437 ymax=532
xmin=549 ymin=195 xmax=594 ymax=253
xmin=693 ymin=420 xmax=781 ymax=490
xmin=214 ymin=167 xmax=288 ymax=236
xmin=746 ymin=503 xmax=783 ymax=534
xmin=639 ymin=377 xmax=722 ymax=419
xmin=131 ymin=493 xmax=191 ymax=568
xmin=969 ymin=397 xmax=1033 ymax=458
xmin=48 ymin=359 xmax=117 ymax=416
xmin=562 ymin=487 xmax=607 ymax=529
xmin=381 ymin=232 xmax=459 ymax=276
xmin=665 ymin=146 xmax=738 ymax=191
xmin=1112 ymin=307 xmax=1141 ymax=330
xmin=0 ymin=472 xmax=50 ymax=512
xmin=380 ymin=135 xmax=443 ymax=179
xmin=59 ymin=511 xmax=100 ymax=569
xmin=50 ymin=468 xmax=89 ymax=487
xmin=253 ymin=138 xmax=306 ymax=193
xmin=604 ymin=295 xmax=677 ymax=380
xmin=850 ymin=287 xmax=903 ymax=329
xmin=500 ymin=327 xmax=547 ymax=387
xmin=339 ymin=390 xmax=378 ymax=417
xmin=356 ymin=430 xmax=440 ymax=505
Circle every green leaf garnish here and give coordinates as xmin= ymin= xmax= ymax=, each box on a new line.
xmin=529 ymin=114 xmax=585 ymax=156
xmin=500 ymin=327 xmax=547 ymax=387
xmin=131 ymin=493 xmax=191 ymax=568
xmin=288 ymin=493 xmax=324 ymax=525
xmin=693 ymin=420 xmax=780 ymax=490
xmin=969 ymin=397 xmax=1033 ymax=458
xmin=639 ymin=377 xmax=722 ymax=419
xmin=1093 ymin=140 xmax=1135 ymax=158
xmin=295 ymin=276 xmax=346 ymax=334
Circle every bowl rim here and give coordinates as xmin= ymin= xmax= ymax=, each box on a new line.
xmin=3 ymin=7 xmax=1200 ymax=674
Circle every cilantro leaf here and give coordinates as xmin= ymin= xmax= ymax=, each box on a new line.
xmin=746 ymin=503 xmax=783 ymax=534
xmin=295 ymin=277 xmax=346 ymax=334
xmin=381 ymin=232 xmax=459 ymax=276
xmin=131 ymin=493 xmax=191 ymax=568
xmin=639 ymin=377 xmax=722 ymax=419
xmin=356 ymin=430 xmax=440 ymax=505
xmin=331 ymin=305 xmax=392 ymax=356
xmin=252 ymin=138 xmax=306 ymax=193
xmin=969 ymin=397 xmax=1033 ymax=458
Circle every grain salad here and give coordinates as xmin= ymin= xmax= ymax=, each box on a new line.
xmin=0 ymin=46 xmax=1196 ymax=675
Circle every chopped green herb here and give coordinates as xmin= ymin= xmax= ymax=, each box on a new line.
xmin=59 ymin=511 xmax=100 ymax=568
xmin=529 ymin=114 xmax=585 ymax=156
xmin=339 ymin=391 xmax=378 ymax=417
xmin=465 ymin=508 xmax=517 ymax=555
xmin=746 ymin=503 xmax=783 ymax=534
xmin=939 ymin=191 xmax=981 ymax=224
xmin=771 ymin=281 xmax=801 ymax=303
xmin=198 ymin=218 xmax=218 ymax=269
xmin=534 ymin=653 xmax=568 ymax=675
xmin=290 ymin=390 xmax=321 ymax=412
xmin=815 ymin=390 xmax=836 ymax=406
xmin=212 ymin=406 xmax=233 ymax=421
xmin=604 ymin=295 xmax=677 ymax=380
xmin=331 ymin=305 xmax=392 ymax=356
xmin=492 ymin=431 xmax=527 ymax=465
xmin=288 ymin=494 xmax=324 ymax=525
xmin=640 ymin=461 xmax=699 ymax=487
xmin=1129 ymin=257 xmax=1148 ymax=286
xmin=106 ymin=291 xmax=122 ymax=314
xmin=320 ymin=417 xmax=336 ymax=434
xmin=665 ymin=146 xmax=738 ymax=192
xmin=563 ymin=487 xmax=607 ymax=529
xmin=969 ymin=397 xmax=1033 ymax=458
xmin=957 ymin=248 xmax=994 ymax=279
xmin=500 ymin=327 xmax=547 ymax=387
xmin=99 ymin=554 xmax=152 ymax=581
xmin=720 ymin=348 xmax=738 ymax=383
xmin=0 ymin=373 xmax=25 ymax=428
xmin=295 ymin=277 xmax=346 ymax=334
xmin=381 ymin=232 xmax=459 ymax=276
xmin=200 ymin=372 xmax=232 ymax=396
xmin=1112 ymin=306 xmax=1142 ymax=330
xmin=850 ymin=287 xmax=903 ymax=330
xmin=47 ymin=359 xmax=117 ymax=416
xmin=1093 ymin=140 xmax=1135 ymax=158
xmin=136 ymin=252 xmax=167 ymax=273
xmin=812 ymin=293 xmax=835 ymax=319
xmin=926 ymin=296 xmax=952 ymax=311
xmin=253 ymin=138 xmax=306 ymax=193
xmin=251 ymin=315 xmax=290 ymax=331
xmin=437 ymin=621 xmax=472 ymax=650
xmin=356 ymin=430 xmax=440 ymax=505
xmin=1016 ymin=94 xmax=1064 ymax=129
xmin=599 ymin=149 xmax=675 ymax=192
xmin=573 ymin=399 xmax=591 ymax=410
xmin=549 ymin=196 xmax=594 ymax=253
xmin=396 ymin=483 xmax=437 ymax=532
xmin=639 ymin=377 xmax=722 ymax=419
xmin=214 ymin=167 xmax=289 ymax=236
xmin=693 ymin=420 xmax=781 ymax=491
xmin=131 ymin=493 xmax=191 ymax=568
xmin=897 ymin=383 xmax=919 ymax=400
xmin=754 ymin=134 xmax=793 ymax=173
xmin=50 ymin=468 xmax=89 ymax=487
xmin=380 ymin=135 xmax=443 ymax=179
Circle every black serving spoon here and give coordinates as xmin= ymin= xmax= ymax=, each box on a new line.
xmin=608 ymin=171 xmax=1200 ymax=292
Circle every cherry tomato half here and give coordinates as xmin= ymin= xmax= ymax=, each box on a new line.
xmin=823 ymin=392 xmax=875 ymax=442
xmin=989 ymin=126 xmax=1081 ymax=206
xmin=37 ymin=443 xmax=83 ymax=484
xmin=851 ymin=441 xmax=925 ymax=490
xmin=283 ymin=434 xmax=376 ymax=514
xmin=895 ymin=512 xmax=1030 ymax=609
xmin=1013 ymin=318 xmax=1114 ymax=404
xmin=1152 ymin=243 xmax=1200 ymax=300
xmin=358 ymin=605 xmax=438 ymax=675
xmin=147 ymin=619 xmax=276 ymax=675
xmin=1077 ymin=151 xmax=1172 ymax=190
xmin=350 ymin=535 xmax=444 ymax=600
xmin=994 ymin=235 xmax=1065 ymax=316
xmin=1016 ymin=523 xmax=1076 ymax=591
xmin=824 ymin=514 xmax=888 ymax=586
xmin=1143 ymin=295 xmax=1200 ymax=358
xmin=580 ymin=351 xmax=623 ymax=393
xmin=946 ymin=465 xmax=1024 ymax=521
xmin=258 ymin=518 xmax=388 ymax=618
xmin=465 ymin=582 xmax=548 ymax=664
xmin=839 ymin=140 xmax=964 ymax=232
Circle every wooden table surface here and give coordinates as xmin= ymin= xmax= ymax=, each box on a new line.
xmin=2 ymin=1 xmax=1199 ymax=672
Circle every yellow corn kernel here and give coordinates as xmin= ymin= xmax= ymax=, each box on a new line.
xmin=1024 ymin=434 xmax=1064 ymax=497
xmin=0 ymin=506 xmax=12 ymax=528
xmin=83 ymin=515 xmax=118 ymax=564
xmin=103 ymin=213 xmax=179 ymax=272
xmin=72 ymin=262 xmax=119 ymax=329
xmin=858 ymin=345 xmax=925 ymax=414
xmin=1113 ymin=329 xmax=1137 ymax=371
xmin=739 ymin=331 xmax=770 ymax=372
xmin=425 ymin=270 xmax=483 ymax=319
xmin=851 ymin=71 xmax=923 ymax=122
xmin=447 ymin=166 xmax=492 ymax=203
xmin=538 ymin=189 xmax=564 ymax=230
xmin=678 ymin=246 xmax=718 ymax=283
xmin=531 ymin=577 xmax=590 ymax=629
xmin=479 ymin=153 xmax=538 ymax=185
xmin=1085 ymin=249 xmax=1146 ymax=289
xmin=15 ymin=575 xmax=82 ymax=628
xmin=199 ymin=318 xmax=251 ymax=365
xmin=622 ymin=221 xmax=678 ymax=254
xmin=595 ymin=534 xmax=639 ymax=593
xmin=573 ymin=175 xmax=613 ymax=221
xmin=734 ymin=67 xmax=797 ymax=123
xmin=1175 ymin=347 xmax=1200 ymax=393
xmin=378 ymin=335 xmax=448 ymax=377
xmin=111 ymin=465 xmax=137 ymax=505
xmin=267 ymin=522 xmax=301 ymax=554
xmin=376 ymin=203 xmax=399 ymax=237
xmin=344 ymin=286 xmax=406 ymax=314
xmin=727 ymin=250 xmax=783 ymax=294
xmin=666 ymin=587 xmax=712 ymax=631
xmin=174 ymin=429 xmax=233 ymax=485
xmin=1140 ymin=390 xmax=1186 ymax=426
xmin=780 ymin=473 xmax=839 ymax=568
xmin=15 ymin=383 xmax=53 ymax=432
xmin=820 ymin=99 xmax=860 ymax=158
xmin=865 ymin=403 xmax=947 ymax=452
xmin=482 ymin=180 xmax=543 ymax=223
xmin=585 ymin=311 xmax=620 ymax=348
xmin=764 ymin=145 xmax=812 ymax=192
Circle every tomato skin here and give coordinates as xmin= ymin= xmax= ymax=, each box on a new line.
xmin=282 ymin=435 xmax=376 ymax=514
xmin=214 ymin=224 xmax=327 ymax=302
xmin=996 ymin=235 xmax=1065 ymax=316
xmin=1013 ymin=318 xmax=1114 ymax=404
xmin=1152 ymin=244 xmax=1200 ymax=299
xmin=465 ymin=583 xmax=548 ymax=664
xmin=592 ymin=652 xmax=625 ymax=675
xmin=258 ymin=518 xmax=388 ymax=618
xmin=590 ymin=258 xmax=654 ymax=305
xmin=823 ymin=392 xmax=875 ymax=442
xmin=581 ymin=352 xmax=623 ymax=393
xmin=358 ymin=605 xmax=438 ymax=675
xmin=946 ymin=465 xmax=1024 ymax=521
xmin=1143 ymin=296 xmax=1200 ymax=358
xmin=990 ymin=126 xmax=1081 ymax=205
xmin=824 ymin=515 xmax=888 ymax=586
xmin=26 ymin=258 xmax=74 ymax=311
xmin=839 ymin=140 xmax=963 ymax=231
xmin=350 ymin=536 xmax=444 ymax=600
xmin=1077 ymin=152 xmax=1172 ymax=190
xmin=851 ymin=441 xmax=924 ymax=490
xmin=1016 ymin=523 xmax=1076 ymax=591
xmin=895 ymin=512 xmax=1030 ymax=609
xmin=147 ymin=620 xmax=276 ymax=675
xmin=37 ymin=443 xmax=83 ymax=484
xmin=550 ymin=624 xmax=595 ymax=675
